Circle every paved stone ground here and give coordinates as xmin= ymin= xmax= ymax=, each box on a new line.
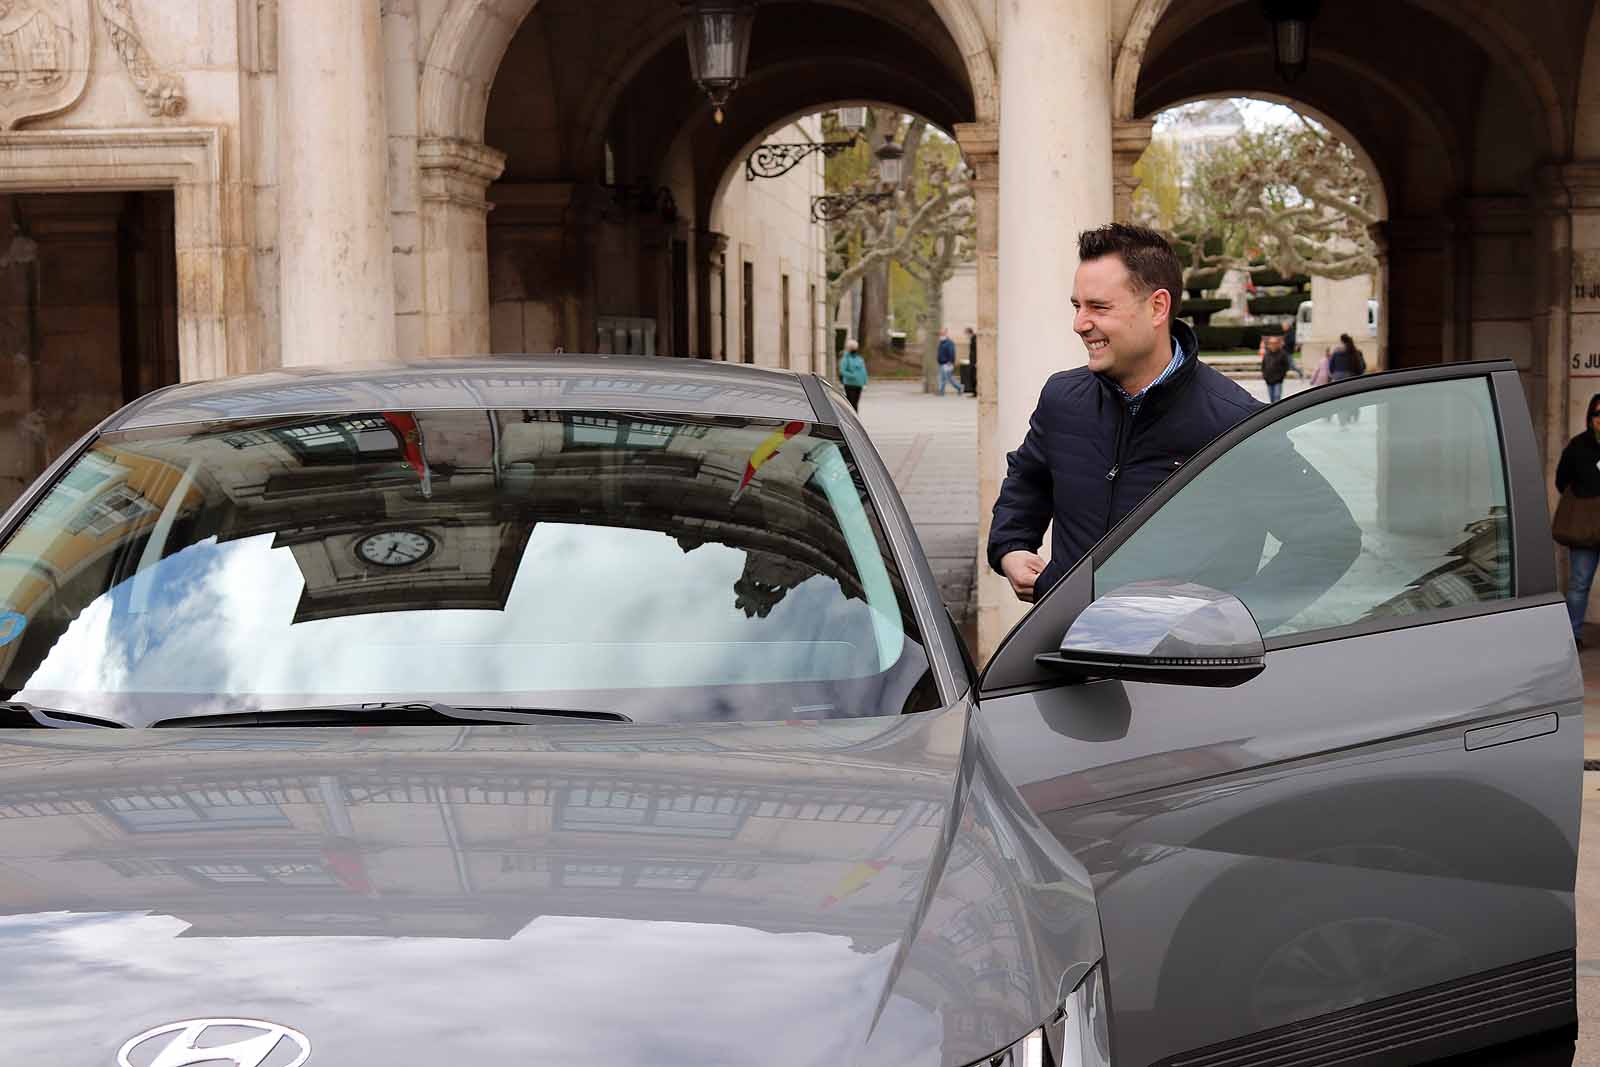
xmin=853 ymin=380 xmax=980 ymax=630
xmin=861 ymin=373 xmax=1600 ymax=1062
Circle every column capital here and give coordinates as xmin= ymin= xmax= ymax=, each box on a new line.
xmin=1112 ymin=117 xmax=1155 ymax=160
xmin=1536 ymin=161 xmax=1600 ymax=212
xmin=695 ymin=229 xmax=729 ymax=266
xmin=953 ymin=121 xmax=999 ymax=183
xmin=419 ymin=137 xmax=509 ymax=213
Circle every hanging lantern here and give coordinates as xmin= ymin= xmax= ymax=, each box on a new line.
xmin=874 ymin=134 xmax=905 ymax=188
xmin=837 ymin=106 xmax=868 ymax=134
xmin=683 ymin=0 xmax=757 ymax=124
xmin=1261 ymin=0 xmax=1320 ymax=83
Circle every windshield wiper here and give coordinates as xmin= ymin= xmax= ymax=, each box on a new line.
xmin=148 ymin=701 xmax=631 ymax=728
xmin=0 ymin=701 xmax=127 ymax=729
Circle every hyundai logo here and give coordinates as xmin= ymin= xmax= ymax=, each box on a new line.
xmin=117 ymin=1019 xmax=311 ymax=1067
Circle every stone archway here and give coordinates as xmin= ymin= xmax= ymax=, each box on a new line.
xmin=412 ymin=0 xmax=997 ymax=359
xmin=1111 ymin=0 xmax=1565 ymax=156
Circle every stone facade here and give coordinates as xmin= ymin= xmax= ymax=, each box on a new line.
xmin=8 ymin=0 xmax=1600 ymax=661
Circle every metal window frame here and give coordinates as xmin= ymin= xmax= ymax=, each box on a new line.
xmin=980 ymin=361 xmax=1554 ymax=696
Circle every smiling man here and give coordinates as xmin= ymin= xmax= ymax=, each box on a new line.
xmin=988 ymin=223 xmax=1261 ymax=602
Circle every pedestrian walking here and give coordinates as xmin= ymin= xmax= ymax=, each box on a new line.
xmin=962 ymin=325 xmax=977 ymax=395
xmin=1309 ymin=345 xmax=1334 ymax=387
xmin=1329 ymin=332 xmax=1366 ymax=380
xmin=1554 ymin=393 xmax=1600 ymax=648
xmin=1259 ymin=333 xmax=1291 ymax=402
xmin=988 ymin=223 xmax=1262 ymax=601
xmin=1329 ymin=333 xmax=1367 ymax=424
xmin=837 ymin=338 xmax=868 ymax=411
xmin=937 ymin=327 xmax=959 ymax=395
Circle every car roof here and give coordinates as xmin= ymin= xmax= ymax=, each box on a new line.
xmin=108 ymin=354 xmax=823 ymax=430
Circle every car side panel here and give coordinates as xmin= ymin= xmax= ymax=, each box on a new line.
xmin=976 ymin=603 xmax=1581 ymax=1066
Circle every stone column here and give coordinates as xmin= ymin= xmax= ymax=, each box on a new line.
xmin=419 ymin=138 xmax=507 ymax=356
xmin=954 ymin=121 xmax=1001 ymax=658
xmin=1112 ymin=119 xmax=1154 ymax=224
xmin=986 ymin=0 xmax=1113 ymax=653
xmin=695 ymin=230 xmax=729 ymax=359
xmin=277 ymin=0 xmax=395 ymax=365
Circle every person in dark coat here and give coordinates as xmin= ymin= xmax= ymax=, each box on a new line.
xmin=962 ymin=326 xmax=977 ymax=395
xmin=1328 ymin=333 xmax=1366 ymax=380
xmin=936 ymin=327 xmax=959 ymax=396
xmin=988 ymin=224 xmax=1263 ymax=601
xmin=1555 ymin=393 xmax=1600 ymax=647
xmin=1260 ymin=333 xmax=1291 ymax=402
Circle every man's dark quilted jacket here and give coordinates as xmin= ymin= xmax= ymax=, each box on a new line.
xmin=987 ymin=320 xmax=1262 ymax=596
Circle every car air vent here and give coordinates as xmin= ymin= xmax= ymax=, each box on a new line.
xmin=1156 ymin=952 xmax=1573 ymax=1067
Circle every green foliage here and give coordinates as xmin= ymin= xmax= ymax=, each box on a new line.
xmin=1180 ymin=298 xmax=1230 ymax=326
xmin=1132 ymin=136 xmax=1183 ymax=230
xmin=1247 ymin=294 xmax=1306 ymax=315
xmin=1250 ymin=268 xmax=1310 ymax=289
xmin=1194 ymin=324 xmax=1283 ymax=350
xmin=1140 ymin=105 xmax=1381 ymax=283
xmin=1184 ymin=270 xmax=1224 ymax=295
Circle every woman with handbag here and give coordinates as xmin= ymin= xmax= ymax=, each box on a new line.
xmin=1554 ymin=392 xmax=1600 ymax=647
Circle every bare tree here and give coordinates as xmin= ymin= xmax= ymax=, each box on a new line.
xmin=825 ymin=114 xmax=974 ymax=391
xmin=1137 ymin=115 xmax=1380 ymax=283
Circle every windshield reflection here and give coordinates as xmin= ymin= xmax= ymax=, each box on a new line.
xmin=0 ymin=411 xmax=937 ymax=724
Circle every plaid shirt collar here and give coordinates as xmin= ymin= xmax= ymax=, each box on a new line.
xmin=1114 ymin=335 xmax=1186 ymax=417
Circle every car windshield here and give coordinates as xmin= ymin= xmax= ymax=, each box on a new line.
xmin=0 ymin=409 xmax=939 ymax=725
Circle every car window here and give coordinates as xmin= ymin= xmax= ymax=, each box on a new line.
xmin=0 ymin=410 xmax=940 ymax=724
xmin=1095 ymin=377 xmax=1511 ymax=639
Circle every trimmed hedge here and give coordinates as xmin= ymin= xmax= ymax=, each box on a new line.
xmin=1180 ymin=298 xmax=1230 ymax=326
xmin=1247 ymin=294 xmax=1307 ymax=316
xmin=1250 ymin=269 xmax=1310 ymax=289
xmin=1183 ymin=270 xmax=1223 ymax=296
xmin=1194 ymin=324 xmax=1283 ymax=351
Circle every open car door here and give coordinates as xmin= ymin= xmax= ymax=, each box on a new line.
xmin=974 ymin=363 xmax=1580 ymax=1067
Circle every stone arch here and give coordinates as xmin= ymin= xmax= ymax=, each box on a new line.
xmin=1112 ymin=0 xmax=1564 ymax=154
xmin=421 ymin=0 xmax=997 ymax=147
xmin=1138 ymin=46 xmax=1464 ymax=203
xmin=1574 ymin=0 xmax=1600 ymax=156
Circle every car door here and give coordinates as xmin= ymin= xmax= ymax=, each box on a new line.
xmin=974 ymin=363 xmax=1580 ymax=1067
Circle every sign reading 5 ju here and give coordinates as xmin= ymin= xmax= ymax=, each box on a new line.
xmin=0 ymin=611 xmax=25 ymax=648
xmin=1572 ymin=314 xmax=1600 ymax=376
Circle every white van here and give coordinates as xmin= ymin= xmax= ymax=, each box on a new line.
xmin=1294 ymin=299 xmax=1378 ymax=339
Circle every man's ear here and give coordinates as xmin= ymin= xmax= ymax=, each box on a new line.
xmin=1148 ymin=286 xmax=1173 ymax=328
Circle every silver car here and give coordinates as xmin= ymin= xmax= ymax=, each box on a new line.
xmin=0 ymin=356 xmax=1577 ymax=1066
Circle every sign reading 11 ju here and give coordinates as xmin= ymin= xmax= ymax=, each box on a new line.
xmin=1572 ymin=314 xmax=1600 ymax=377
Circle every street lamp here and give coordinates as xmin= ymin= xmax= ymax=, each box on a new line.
xmin=682 ymin=0 xmax=757 ymax=124
xmin=1261 ymin=0 xmax=1320 ymax=83
xmin=808 ymin=132 xmax=907 ymax=222
xmin=837 ymin=106 xmax=868 ymax=134
xmin=874 ymin=133 xmax=905 ymax=187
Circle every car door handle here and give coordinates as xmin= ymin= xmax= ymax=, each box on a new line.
xmin=1464 ymin=712 xmax=1558 ymax=751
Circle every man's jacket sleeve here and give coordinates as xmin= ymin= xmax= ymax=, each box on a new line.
xmin=987 ymin=382 xmax=1054 ymax=573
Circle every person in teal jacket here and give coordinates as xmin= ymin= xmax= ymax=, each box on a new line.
xmin=838 ymin=338 xmax=868 ymax=411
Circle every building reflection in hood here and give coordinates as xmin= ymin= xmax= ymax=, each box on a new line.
xmin=0 ymin=712 xmax=1099 ymax=1066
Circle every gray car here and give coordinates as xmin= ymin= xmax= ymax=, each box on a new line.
xmin=0 ymin=356 xmax=1578 ymax=1067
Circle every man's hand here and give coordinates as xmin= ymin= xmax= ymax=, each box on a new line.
xmin=1000 ymin=550 xmax=1047 ymax=602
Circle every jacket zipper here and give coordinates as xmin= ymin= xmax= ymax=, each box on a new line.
xmin=1105 ymin=402 xmax=1135 ymax=529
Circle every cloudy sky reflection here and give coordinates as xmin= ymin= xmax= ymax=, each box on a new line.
xmin=22 ymin=523 xmax=894 ymax=712
xmin=0 ymin=909 xmax=943 ymax=1065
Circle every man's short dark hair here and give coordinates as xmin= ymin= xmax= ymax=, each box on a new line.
xmin=1077 ymin=223 xmax=1183 ymax=318
xmin=1339 ymin=333 xmax=1354 ymax=346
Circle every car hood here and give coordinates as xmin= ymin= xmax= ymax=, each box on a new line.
xmin=0 ymin=704 xmax=1100 ymax=1067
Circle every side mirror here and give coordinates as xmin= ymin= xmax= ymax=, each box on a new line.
xmin=1035 ymin=580 xmax=1265 ymax=688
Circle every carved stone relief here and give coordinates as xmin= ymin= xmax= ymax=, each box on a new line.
xmin=0 ymin=0 xmax=185 ymax=129
xmin=0 ymin=0 xmax=91 ymax=130
xmin=94 ymin=0 xmax=185 ymax=118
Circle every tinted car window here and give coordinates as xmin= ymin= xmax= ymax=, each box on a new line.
xmin=1096 ymin=378 xmax=1511 ymax=637
xmin=0 ymin=410 xmax=938 ymax=724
